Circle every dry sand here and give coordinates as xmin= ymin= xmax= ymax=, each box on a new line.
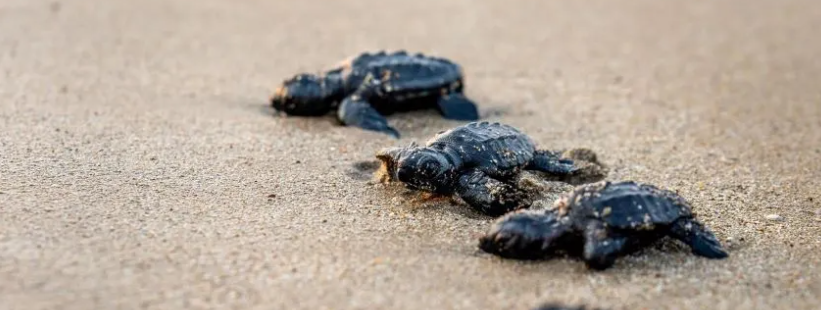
xmin=1 ymin=0 xmax=820 ymax=309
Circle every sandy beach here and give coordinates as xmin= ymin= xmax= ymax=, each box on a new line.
xmin=1 ymin=0 xmax=819 ymax=309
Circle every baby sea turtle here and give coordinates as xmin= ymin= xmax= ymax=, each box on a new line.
xmin=479 ymin=180 xmax=729 ymax=270
xmin=375 ymin=121 xmax=597 ymax=216
xmin=270 ymin=50 xmax=479 ymax=138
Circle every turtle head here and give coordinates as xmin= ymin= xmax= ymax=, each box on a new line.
xmin=375 ymin=142 xmax=456 ymax=193
xmin=478 ymin=210 xmax=570 ymax=259
xmin=270 ymin=73 xmax=334 ymax=116
xmin=375 ymin=144 xmax=409 ymax=183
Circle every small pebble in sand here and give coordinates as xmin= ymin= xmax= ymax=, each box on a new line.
xmin=765 ymin=214 xmax=784 ymax=221
xmin=391 ymin=196 xmax=404 ymax=206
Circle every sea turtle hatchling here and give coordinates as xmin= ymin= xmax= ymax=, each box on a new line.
xmin=270 ymin=50 xmax=480 ymax=138
xmin=479 ymin=180 xmax=729 ymax=270
xmin=375 ymin=121 xmax=602 ymax=216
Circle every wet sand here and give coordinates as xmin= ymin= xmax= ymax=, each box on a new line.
xmin=1 ymin=0 xmax=819 ymax=309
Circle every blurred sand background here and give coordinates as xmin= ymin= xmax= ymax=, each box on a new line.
xmin=1 ymin=0 xmax=820 ymax=309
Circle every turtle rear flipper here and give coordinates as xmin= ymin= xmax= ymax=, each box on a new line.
xmin=338 ymin=95 xmax=400 ymax=138
xmin=436 ymin=93 xmax=480 ymax=121
xmin=527 ymin=150 xmax=579 ymax=175
xmin=668 ymin=218 xmax=729 ymax=259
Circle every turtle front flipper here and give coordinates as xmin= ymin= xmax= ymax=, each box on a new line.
xmin=582 ymin=221 xmax=629 ymax=270
xmin=338 ymin=94 xmax=400 ymax=138
xmin=436 ymin=93 xmax=480 ymax=121
xmin=668 ymin=218 xmax=729 ymax=259
xmin=526 ymin=150 xmax=580 ymax=175
xmin=455 ymin=169 xmax=529 ymax=216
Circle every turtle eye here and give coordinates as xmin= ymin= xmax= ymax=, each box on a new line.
xmin=396 ymin=154 xmax=439 ymax=182
xmin=408 ymin=153 xmax=446 ymax=178
xmin=397 ymin=155 xmax=429 ymax=180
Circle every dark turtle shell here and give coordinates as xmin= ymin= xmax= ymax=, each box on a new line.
xmin=558 ymin=181 xmax=693 ymax=229
xmin=332 ymin=51 xmax=464 ymax=102
xmin=426 ymin=122 xmax=536 ymax=176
